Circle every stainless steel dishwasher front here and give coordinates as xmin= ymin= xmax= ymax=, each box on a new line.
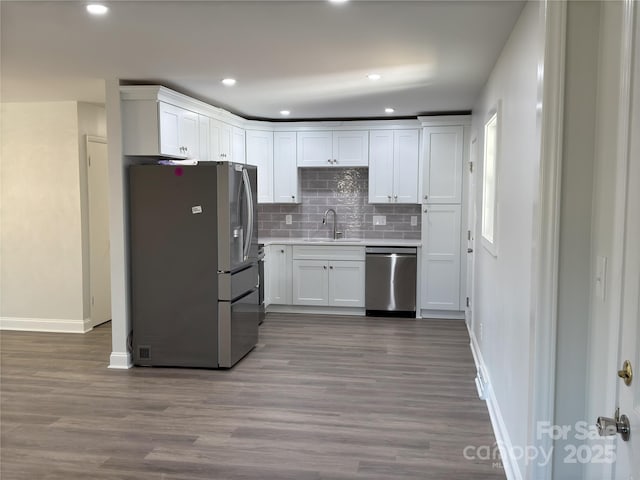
xmin=365 ymin=247 xmax=417 ymax=317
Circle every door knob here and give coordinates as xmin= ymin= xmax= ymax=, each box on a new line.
xmin=596 ymin=409 xmax=631 ymax=441
xmin=467 ymin=248 xmax=474 ymax=253
xmin=618 ymin=360 xmax=633 ymax=386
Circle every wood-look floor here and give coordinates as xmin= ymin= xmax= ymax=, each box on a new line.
xmin=1 ymin=314 xmax=504 ymax=479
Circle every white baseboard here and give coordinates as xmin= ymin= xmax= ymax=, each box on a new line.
xmin=0 ymin=316 xmax=93 ymax=333
xmin=108 ymin=351 xmax=132 ymax=369
xmin=420 ymin=309 xmax=465 ymax=319
xmin=466 ymin=324 xmax=521 ymax=480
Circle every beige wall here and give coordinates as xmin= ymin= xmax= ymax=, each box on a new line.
xmin=1 ymin=101 xmax=105 ymax=330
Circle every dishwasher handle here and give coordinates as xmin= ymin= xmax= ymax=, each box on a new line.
xmin=365 ymin=247 xmax=417 ymax=255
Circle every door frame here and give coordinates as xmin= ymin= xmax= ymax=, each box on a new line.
xmin=465 ymin=134 xmax=478 ymax=332
xmin=86 ymin=135 xmax=111 ymax=330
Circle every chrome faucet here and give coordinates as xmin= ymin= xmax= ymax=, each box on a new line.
xmin=322 ymin=208 xmax=342 ymax=239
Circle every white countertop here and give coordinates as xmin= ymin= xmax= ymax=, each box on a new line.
xmin=259 ymin=237 xmax=421 ymax=247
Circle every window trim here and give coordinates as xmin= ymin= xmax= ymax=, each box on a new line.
xmin=481 ymin=102 xmax=500 ymax=257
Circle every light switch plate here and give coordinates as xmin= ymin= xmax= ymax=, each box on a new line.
xmin=410 ymin=216 xmax=418 ymax=226
xmin=373 ymin=215 xmax=386 ymax=226
xmin=285 ymin=214 xmax=292 ymax=225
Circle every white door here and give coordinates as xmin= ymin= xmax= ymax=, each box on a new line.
xmin=246 ymin=130 xmax=274 ymax=203
xmin=232 ymin=127 xmax=246 ymax=164
xmin=87 ymin=137 xmax=111 ymax=329
xmin=465 ymin=136 xmax=478 ymax=329
xmin=297 ymin=131 xmax=333 ymax=167
xmin=328 ymin=261 xmax=365 ymax=307
xmin=613 ymin=6 xmax=640 ymax=474
xmin=423 ymin=126 xmax=464 ymax=204
xmin=393 ymin=129 xmax=419 ymax=203
xmin=421 ymin=205 xmax=461 ymax=311
xmin=179 ymin=109 xmax=199 ymax=159
xmin=292 ymin=260 xmax=329 ymax=306
xmin=158 ymin=102 xmax=181 ymax=157
xmin=274 ymin=132 xmax=299 ymax=203
xmin=332 ymin=131 xmax=369 ymax=166
xmin=368 ymin=130 xmax=394 ymax=203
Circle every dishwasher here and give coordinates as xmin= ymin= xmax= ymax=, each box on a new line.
xmin=365 ymin=247 xmax=417 ymax=317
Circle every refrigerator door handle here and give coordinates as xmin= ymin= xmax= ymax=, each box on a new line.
xmin=241 ymin=168 xmax=254 ymax=260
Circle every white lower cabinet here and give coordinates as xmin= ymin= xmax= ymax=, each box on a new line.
xmin=265 ymin=245 xmax=291 ymax=305
xmin=287 ymin=245 xmax=366 ymax=307
xmin=421 ymin=204 xmax=461 ymax=310
xmin=292 ymin=260 xmax=330 ymax=306
xmin=292 ymin=260 xmax=365 ymax=307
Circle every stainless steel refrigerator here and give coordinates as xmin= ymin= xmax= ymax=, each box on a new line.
xmin=129 ymin=162 xmax=259 ymax=368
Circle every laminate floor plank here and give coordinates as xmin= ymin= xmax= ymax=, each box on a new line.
xmin=1 ymin=314 xmax=504 ymax=479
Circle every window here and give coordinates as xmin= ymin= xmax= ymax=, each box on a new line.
xmin=481 ymin=106 xmax=499 ymax=255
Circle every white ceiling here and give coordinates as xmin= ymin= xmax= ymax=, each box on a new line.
xmin=1 ymin=0 xmax=525 ymax=120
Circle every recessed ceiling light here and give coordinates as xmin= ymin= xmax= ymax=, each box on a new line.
xmin=221 ymin=78 xmax=237 ymax=86
xmin=280 ymin=110 xmax=291 ymax=116
xmin=86 ymin=4 xmax=108 ymax=15
xmin=385 ymin=108 xmax=395 ymax=114
xmin=329 ymin=0 xmax=349 ymax=3
xmin=367 ymin=73 xmax=382 ymax=81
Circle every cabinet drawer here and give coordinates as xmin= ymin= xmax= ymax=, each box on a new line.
xmin=292 ymin=245 xmax=365 ymax=261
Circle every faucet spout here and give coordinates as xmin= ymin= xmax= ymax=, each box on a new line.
xmin=322 ymin=208 xmax=339 ymax=239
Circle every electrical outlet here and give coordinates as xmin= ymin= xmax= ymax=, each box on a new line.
xmin=285 ymin=214 xmax=292 ymax=225
xmin=410 ymin=216 xmax=418 ymax=226
xmin=373 ymin=215 xmax=386 ymax=226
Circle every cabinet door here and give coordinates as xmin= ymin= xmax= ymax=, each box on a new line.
xmin=329 ymin=261 xmax=365 ymax=307
xmin=219 ymin=122 xmax=233 ymax=161
xmin=297 ymin=131 xmax=333 ymax=167
xmin=423 ymin=126 xmax=463 ymax=203
xmin=368 ymin=130 xmax=394 ymax=203
xmin=179 ymin=109 xmax=199 ymax=159
xmin=267 ymin=245 xmax=291 ymax=304
xmin=393 ymin=129 xmax=419 ymax=203
xmin=210 ymin=118 xmax=222 ymax=161
xmin=421 ymin=204 xmax=461 ymax=310
xmin=333 ymin=131 xmax=369 ymax=166
xmin=246 ymin=130 xmax=274 ymax=203
xmin=292 ymin=260 xmax=329 ymax=306
xmin=232 ymin=127 xmax=246 ymax=164
xmin=274 ymin=132 xmax=300 ymax=203
xmin=158 ymin=102 xmax=181 ymax=157
xmin=198 ymin=115 xmax=211 ymax=161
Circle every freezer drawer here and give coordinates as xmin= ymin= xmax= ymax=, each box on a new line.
xmin=218 ymin=289 xmax=259 ymax=368
xmin=365 ymin=247 xmax=417 ymax=316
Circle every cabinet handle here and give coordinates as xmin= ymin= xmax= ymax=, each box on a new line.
xmin=280 ymin=249 xmax=284 ymax=253
xmin=424 ymin=195 xmax=428 ymax=199
xmin=424 ymin=209 xmax=428 ymax=213
xmin=291 ymin=195 xmax=295 ymax=200
xmin=323 ymin=265 xmax=327 ymax=270
xmin=329 ymin=266 xmax=333 ymax=270
xmin=333 ymin=159 xmax=338 ymax=164
xmin=327 ymin=159 xmax=332 ymax=164
xmin=394 ymin=195 xmax=398 ymax=201
xmin=387 ymin=195 xmax=391 ymax=201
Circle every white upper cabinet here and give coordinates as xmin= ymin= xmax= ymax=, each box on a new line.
xmin=198 ymin=115 xmax=212 ymax=161
xmin=159 ymin=102 xmax=199 ymax=158
xmin=122 ymin=101 xmax=198 ymax=159
xmin=273 ymin=132 xmax=300 ymax=204
xmin=246 ymin=130 xmax=274 ymax=203
xmin=422 ymin=126 xmax=464 ymax=204
xmin=368 ymin=129 xmax=419 ymax=204
xmin=332 ymin=131 xmax=369 ymax=167
xmin=297 ymin=131 xmax=369 ymax=167
xmin=232 ymin=127 xmax=246 ymax=164
xmin=217 ymin=120 xmax=232 ymax=161
xmin=296 ymin=131 xmax=333 ymax=167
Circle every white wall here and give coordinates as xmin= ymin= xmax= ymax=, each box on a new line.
xmin=0 ymin=101 xmax=105 ymax=332
xmin=470 ymin=2 xmax=541 ymax=477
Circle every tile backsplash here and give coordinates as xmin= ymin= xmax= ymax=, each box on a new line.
xmin=258 ymin=168 xmax=421 ymax=240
